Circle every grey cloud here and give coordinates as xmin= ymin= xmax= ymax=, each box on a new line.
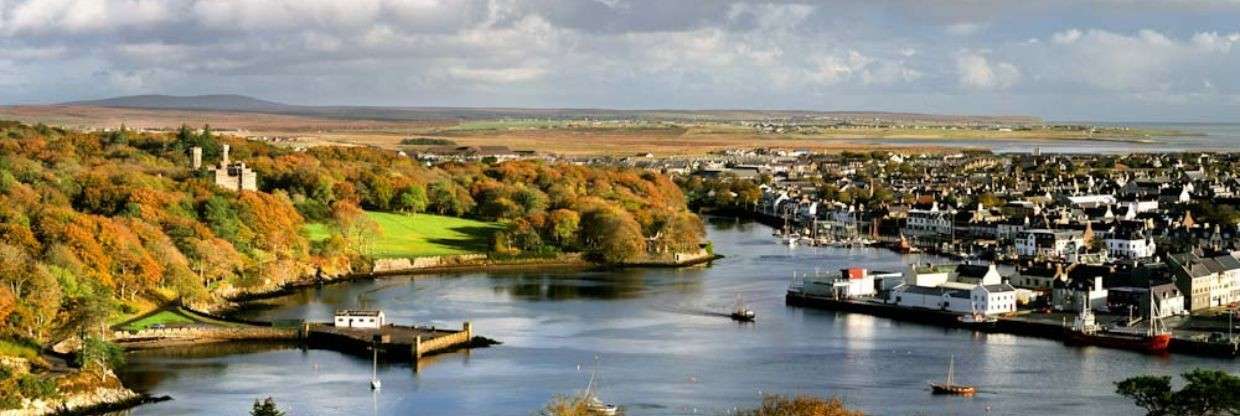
xmin=1 ymin=0 xmax=1239 ymax=120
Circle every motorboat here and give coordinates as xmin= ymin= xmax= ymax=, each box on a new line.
xmin=731 ymin=294 xmax=756 ymax=322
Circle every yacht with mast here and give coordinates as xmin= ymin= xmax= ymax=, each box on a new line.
xmin=930 ymin=355 xmax=975 ymax=396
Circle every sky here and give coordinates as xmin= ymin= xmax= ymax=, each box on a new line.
xmin=2 ymin=0 xmax=1240 ymax=122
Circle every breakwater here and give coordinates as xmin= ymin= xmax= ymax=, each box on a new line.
xmin=304 ymin=322 xmax=477 ymax=363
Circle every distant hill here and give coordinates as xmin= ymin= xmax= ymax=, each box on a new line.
xmin=56 ymin=94 xmax=1042 ymax=124
xmin=64 ymin=94 xmax=292 ymax=113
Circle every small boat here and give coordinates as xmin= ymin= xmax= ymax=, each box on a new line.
xmin=783 ymin=234 xmax=800 ymax=247
xmin=958 ymin=303 xmax=997 ymax=328
xmin=582 ymin=366 xmax=618 ymax=415
xmin=897 ymin=234 xmax=921 ymax=253
xmin=730 ymin=294 xmax=756 ymax=322
xmin=930 ymin=356 xmax=975 ymax=396
xmin=957 ymin=312 xmax=997 ymax=326
xmin=586 ymin=396 xmax=618 ymax=416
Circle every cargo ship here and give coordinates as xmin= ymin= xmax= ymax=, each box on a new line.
xmin=1064 ymin=290 xmax=1170 ymax=354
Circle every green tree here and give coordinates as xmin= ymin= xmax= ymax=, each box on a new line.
xmin=428 ymin=180 xmax=474 ymax=216
xmin=1117 ymin=369 xmax=1240 ymax=416
xmin=250 ymin=397 xmax=286 ymax=416
xmin=76 ymin=335 xmax=124 ymax=370
xmin=393 ymin=185 xmax=428 ymax=213
xmin=545 ymin=209 xmax=580 ymax=247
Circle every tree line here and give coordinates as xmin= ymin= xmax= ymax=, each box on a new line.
xmin=0 ymin=122 xmax=703 ymax=376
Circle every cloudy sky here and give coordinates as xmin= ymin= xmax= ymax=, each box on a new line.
xmin=2 ymin=0 xmax=1240 ymax=121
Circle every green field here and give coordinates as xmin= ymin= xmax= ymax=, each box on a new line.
xmin=114 ymin=307 xmax=245 ymax=331
xmin=306 ymin=211 xmax=501 ymax=258
xmin=116 ymin=309 xmax=202 ymax=331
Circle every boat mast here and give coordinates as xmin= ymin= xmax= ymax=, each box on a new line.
xmin=1148 ymin=290 xmax=1154 ymax=336
xmin=947 ymin=355 xmax=954 ymax=385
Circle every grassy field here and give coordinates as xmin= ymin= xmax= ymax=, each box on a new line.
xmin=117 ymin=310 xmax=199 ymax=331
xmin=306 ymin=211 xmax=501 ymax=258
xmin=0 ymin=105 xmax=1190 ymax=156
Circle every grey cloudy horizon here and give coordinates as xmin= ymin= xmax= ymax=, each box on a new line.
xmin=2 ymin=0 xmax=1240 ymax=122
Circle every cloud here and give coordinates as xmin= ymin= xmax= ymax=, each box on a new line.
xmin=955 ymin=51 xmax=1020 ymax=90
xmin=448 ymin=65 xmax=547 ymax=83
xmin=945 ymin=22 xmax=987 ymax=36
xmin=1034 ymin=28 xmax=1240 ymax=92
xmin=0 ymin=0 xmax=1239 ymax=120
xmin=1051 ymin=29 xmax=1082 ymax=44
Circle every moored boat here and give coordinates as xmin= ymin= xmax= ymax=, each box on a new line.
xmin=929 ymin=356 xmax=975 ymax=396
xmin=1064 ymin=290 xmax=1171 ymax=354
xmin=957 ymin=312 xmax=997 ymax=327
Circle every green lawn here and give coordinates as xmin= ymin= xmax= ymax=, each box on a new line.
xmin=306 ymin=211 xmax=502 ymax=258
xmin=117 ymin=309 xmax=199 ymax=331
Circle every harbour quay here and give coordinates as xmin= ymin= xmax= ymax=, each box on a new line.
xmin=304 ymin=321 xmax=476 ymax=362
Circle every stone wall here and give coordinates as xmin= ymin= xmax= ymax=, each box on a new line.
xmin=111 ymin=326 xmax=297 ymax=342
xmin=373 ymin=254 xmax=489 ymax=273
xmin=413 ymin=322 xmax=473 ymax=358
xmin=626 ymin=249 xmax=714 ymax=266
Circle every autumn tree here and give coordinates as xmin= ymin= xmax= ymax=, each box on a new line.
xmin=581 ymin=208 xmax=644 ymax=263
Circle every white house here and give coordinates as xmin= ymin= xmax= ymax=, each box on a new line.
xmin=1104 ymin=232 xmax=1156 ymax=259
xmin=1016 ymin=229 xmax=1085 ymax=259
xmin=904 ymin=204 xmax=956 ymax=241
xmin=334 ymin=310 xmax=385 ymax=329
xmin=1053 ymin=276 xmax=1109 ymax=312
xmin=889 ymin=283 xmax=1017 ymax=315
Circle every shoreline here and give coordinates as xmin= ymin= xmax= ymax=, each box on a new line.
xmin=786 ymin=291 xmax=1237 ymax=358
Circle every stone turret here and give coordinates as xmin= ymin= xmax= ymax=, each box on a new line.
xmin=191 ymin=146 xmax=202 ymax=170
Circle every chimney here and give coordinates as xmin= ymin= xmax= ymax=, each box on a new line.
xmin=191 ymin=147 xmax=202 ymax=170
xmin=221 ymin=144 xmax=231 ymax=166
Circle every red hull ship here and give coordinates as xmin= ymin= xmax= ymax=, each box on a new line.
xmin=1065 ymin=330 xmax=1171 ymax=354
xmin=1065 ymin=288 xmax=1171 ymax=354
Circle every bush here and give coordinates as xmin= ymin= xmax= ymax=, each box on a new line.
xmin=729 ymin=394 xmax=864 ymax=416
xmin=17 ymin=375 xmax=57 ymax=399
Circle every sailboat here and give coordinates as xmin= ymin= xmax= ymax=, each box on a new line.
xmin=730 ymin=294 xmax=756 ymax=322
xmin=930 ymin=355 xmax=975 ymax=396
xmin=369 ymin=343 xmax=382 ymax=390
xmin=581 ymin=367 xmax=617 ymax=415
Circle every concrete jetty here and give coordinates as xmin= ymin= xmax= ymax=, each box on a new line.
xmin=304 ymin=321 xmax=475 ymax=362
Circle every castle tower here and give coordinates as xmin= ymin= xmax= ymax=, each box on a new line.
xmin=221 ymin=144 xmax=231 ymax=166
xmin=191 ymin=147 xmax=202 ymax=170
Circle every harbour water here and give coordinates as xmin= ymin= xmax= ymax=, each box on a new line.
xmin=114 ymin=218 xmax=1235 ymax=415
xmin=847 ymin=122 xmax=1240 ymax=154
